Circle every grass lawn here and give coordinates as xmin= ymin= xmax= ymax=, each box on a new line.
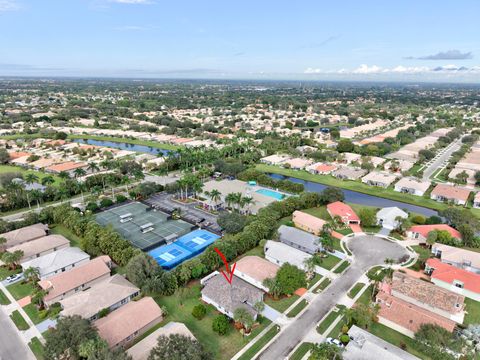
xmin=361 ymin=226 xmax=382 ymax=234
xmin=6 ymin=281 xmax=35 ymax=300
xmin=333 ymin=260 xmax=350 ymax=274
xmin=307 ymin=274 xmax=323 ymax=289
xmin=255 ymin=164 xmax=480 ymax=219
xmin=23 ymin=303 xmax=44 ymax=325
xmin=355 ymin=285 xmax=373 ymax=306
xmin=265 ymin=294 xmax=300 ymax=313
xmin=312 ymin=278 xmax=331 ymax=293
xmin=0 ymin=288 xmax=11 ymax=305
xmin=317 ymin=254 xmax=342 ymax=270
xmin=464 ymin=298 xmax=480 ymax=326
xmin=302 ymin=206 xmax=330 ymax=220
xmin=239 ymin=245 xmax=264 ymax=259
xmin=237 ymin=325 xmax=280 ymax=360
xmin=10 ymin=310 xmax=30 ymax=330
xmin=331 ymin=238 xmax=344 ymax=252
xmin=154 ymin=282 xmax=271 ymax=360
xmin=287 ymin=299 xmax=308 ymax=318
xmin=28 ymin=337 xmax=44 ymax=360
xmin=289 ymin=342 xmax=313 ymax=360
xmin=336 ymin=228 xmax=354 ymax=236
xmin=317 ymin=311 xmax=341 ymax=335
xmin=0 ymin=165 xmax=62 ymax=186
xmin=50 ymin=224 xmax=83 ymax=248
xmin=326 ymin=315 xmax=347 ymax=338
xmin=0 ymin=266 xmax=21 ymax=281
xmin=67 ymin=134 xmax=180 ymax=151
xmin=348 ymin=282 xmax=365 ymax=299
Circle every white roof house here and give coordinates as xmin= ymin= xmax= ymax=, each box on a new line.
xmin=394 ymin=177 xmax=431 ymax=196
xmin=263 ymin=240 xmax=323 ymax=273
xmin=362 ymin=171 xmax=398 ymax=188
xmin=376 ymin=207 xmax=408 ymax=230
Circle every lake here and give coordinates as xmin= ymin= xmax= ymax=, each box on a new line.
xmin=72 ymin=138 xmax=171 ymax=156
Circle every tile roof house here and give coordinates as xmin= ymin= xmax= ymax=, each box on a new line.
xmin=8 ymin=151 xmax=30 ymax=160
xmin=292 ymin=210 xmax=327 ymax=236
xmin=406 ymin=225 xmax=462 ymax=243
xmin=0 ymin=223 xmax=48 ymax=250
xmin=21 ymin=247 xmax=90 ymax=279
xmin=8 ymin=234 xmax=70 ymax=262
xmin=332 ymin=166 xmax=367 ymax=180
xmin=283 ymin=157 xmax=312 ymax=170
xmin=235 ymin=256 xmax=279 ymax=291
xmin=60 ymin=274 xmax=140 ymax=321
xmin=376 ymin=292 xmax=456 ymax=337
xmin=11 ymin=155 xmax=32 ymax=166
xmin=264 ymin=240 xmax=324 ymax=274
xmin=425 ymin=258 xmax=480 ymax=301
xmin=385 ymin=271 xmax=465 ymax=323
xmin=127 ymin=322 xmax=195 ymax=360
xmin=96 ymin=297 xmax=163 ymax=349
xmin=327 ymin=201 xmax=360 ymax=224
xmin=200 ymin=272 xmax=264 ymax=319
xmin=39 ymin=255 xmax=112 ymax=306
xmin=430 ymin=184 xmax=470 ymax=206
xmin=260 ymin=154 xmax=290 ymax=165
xmin=361 ymin=171 xmax=398 ymax=188
xmin=29 ymin=157 xmax=60 ymax=170
xmin=376 ymin=207 xmax=408 ymax=230
xmin=45 ymin=161 xmax=88 ymax=176
xmin=278 ymin=225 xmax=321 ymax=254
xmin=431 ymin=243 xmax=480 ymax=274
xmin=306 ymin=163 xmax=337 ymax=175
xmin=394 ymin=177 xmax=431 ymax=196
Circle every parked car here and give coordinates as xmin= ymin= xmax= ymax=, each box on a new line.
xmin=5 ymin=273 xmax=22 ymax=283
xmin=325 ymin=337 xmax=344 ymax=348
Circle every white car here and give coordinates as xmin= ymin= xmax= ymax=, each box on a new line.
xmin=5 ymin=273 xmax=22 ymax=283
xmin=325 ymin=337 xmax=344 ymax=347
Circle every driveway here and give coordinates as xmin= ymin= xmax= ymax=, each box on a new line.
xmin=261 ymin=304 xmax=283 ymax=322
xmin=257 ymin=235 xmax=408 ymax=360
xmin=0 ymin=307 xmax=36 ymax=360
xmin=422 ymin=137 xmax=463 ymax=181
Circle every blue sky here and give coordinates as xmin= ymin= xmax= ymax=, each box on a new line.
xmin=0 ymin=0 xmax=479 ymax=82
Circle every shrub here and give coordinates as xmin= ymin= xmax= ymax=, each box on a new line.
xmin=192 ymin=304 xmax=207 ymax=320
xmin=86 ymin=202 xmax=99 ymax=212
xmin=340 ymin=334 xmax=350 ymax=344
xmin=411 ymin=215 xmax=426 ymax=224
xmin=98 ymin=308 xmax=110 ymax=318
xmin=212 ymin=315 xmax=229 ymax=335
xmin=99 ymin=198 xmax=114 ymax=208
xmin=115 ymin=194 xmax=127 ymax=203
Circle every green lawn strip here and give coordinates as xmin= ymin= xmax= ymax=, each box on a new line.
xmin=336 ymin=228 xmax=353 ymax=236
xmin=50 ymin=224 xmax=83 ymax=248
xmin=67 ymin=134 xmax=180 ymax=151
xmin=317 ymin=254 xmax=341 ymax=270
xmin=361 ymin=226 xmax=382 ymax=234
xmin=312 ymin=278 xmax=331 ymax=293
xmin=154 ymin=283 xmax=271 ymax=360
xmin=6 ymin=281 xmax=35 ymax=300
xmin=28 ymin=337 xmax=45 ymax=360
xmin=255 ymin=164 xmax=480 ymax=218
xmin=10 ymin=310 xmax=30 ymax=330
xmin=287 ymin=299 xmax=308 ymax=318
xmin=464 ymin=298 xmax=480 ymax=326
xmin=302 ymin=206 xmax=330 ymax=220
xmin=333 ymin=260 xmax=350 ymax=274
xmin=265 ymin=294 xmax=300 ymax=313
xmin=0 ymin=288 xmax=11 ymax=305
xmin=355 ymin=285 xmax=373 ymax=306
xmin=289 ymin=342 xmax=313 ymax=360
xmin=237 ymin=325 xmax=280 ymax=360
xmin=326 ymin=315 xmax=347 ymax=338
xmin=307 ymin=274 xmax=323 ymax=289
xmin=0 ymin=266 xmax=21 ymax=281
xmin=0 ymin=165 xmax=62 ymax=186
xmin=347 ymin=282 xmax=365 ymax=299
xmin=331 ymin=238 xmax=344 ymax=253
xmin=317 ymin=311 xmax=341 ymax=335
xmin=23 ymin=303 xmax=45 ymax=325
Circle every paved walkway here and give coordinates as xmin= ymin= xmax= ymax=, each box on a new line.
xmin=349 ymin=223 xmax=363 ymax=233
xmin=262 ymin=305 xmax=283 ymax=322
xmin=37 ymin=318 xmax=57 ymax=333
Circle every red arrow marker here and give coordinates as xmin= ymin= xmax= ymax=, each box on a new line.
xmin=214 ymin=247 xmax=236 ymax=285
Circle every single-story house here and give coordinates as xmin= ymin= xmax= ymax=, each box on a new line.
xmin=29 ymin=157 xmax=60 ymax=170
xmin=341 ymin=152 xmax=362 ymax=164
xmin=306 ymin=162 xmax=337 ymax=175
xmin=278 ymin=224 xmax=321 ymax=254
xmin=11 ymin=155 xmax=30 ymax=166
xmin=376 ymin=207 xmax=408 ymax=230
xmin=200 ymin=272 xmax=264 ymax=319
xmin=264 ymin=240 xmax=311 ymax=270
xmin=384 ymin=159 xmax=415 ymax=173
xmin=283 ymin=157 xmax=312 ymax=170
xmin=361 ymin=171 xmax=397 ymax=188
xmin=45 ymin=161 xmax=88 ymax=176
xmin=8 ymin=235 xmax=70 ymax=262
xmin=473 ymin=192 xmax=480 ymax=209
xmin=406 ymin=224 xmax=462 ymax=243
xmin=332 ymin=166 xmax=367 ymax=180
xmin=394 ymin=177 xmax=431 ymax=196
xmin=364 ymin=156 xmax=386 ymax=168
xmin=385 ymin=271 xmax=465 ymax=323
xmin=127 ymin=322 xmax=195 ymax=360
xmin=292 ymin=210 xmax=327 ymax=235
xmin=327 ymin=201 xmax=360 ymax=225
xmin=8 ymin=151 xmax=30 ymax=160
xmin=430 ymin=184 xmax=470 ymax=206
xmin=260 ymin=154 xmax=290 ymax=166
xmin=60 ymin=274 xmax=140 ymax=321
xmin=96 ymin=297 xmax=163 ymax=349
xmin=0 ymin=223 xmax=48 ymax=250
xmin=431 ymin=243 xmax=480 ymax=274
xmin=235 ymin=256 xmax=279 ymax=291
xmin=21 ymin=247 xmax=90 ymax=279
xmin=344 ymin=325 xmax=420 ymax=360
xmin=11 ymin=178 xmax=47 ymax=192
xmin=39 ymin=256 xmax=112 ymax=306
xmin=425 ymin=258 xmax=480 ymax=301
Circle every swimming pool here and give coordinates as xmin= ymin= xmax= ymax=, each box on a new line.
xmin=255 ymin=188 xmax=285 ymax=200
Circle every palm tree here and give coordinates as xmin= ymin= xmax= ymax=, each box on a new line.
xmin=225 ymin=193 xmax=236 ymax=210
xmin=58 ymin=171 xmax=70 ymax=180
xmin=209 ymin=189 xmax=222 ymax=210
xmin=30 ymin=189 xmax=43 ymax=209
xmin=41 ymin=175 xmax=55 ymax=186
xmin=87 ymin=162 xmax=100 ymax=174
xmin=24 ymin=173 xmax=39 ymax=185
xmin=73 ymin=168 xmax=86 ymax=179
xmin=303 ymin=256 xmax=316 ymax=280
xmin=23 ymin=267 xmax=40 ymax=283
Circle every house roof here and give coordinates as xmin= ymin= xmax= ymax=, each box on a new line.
xmin=432 ymin=243 xmax=480 ymax=269
xmin=278 ymin=225 xmax=320 ymax=253
xmin=389 ymin=271 xmax=465 ymax=315
xmin=0 ymin=223 xmax=48 ymax=248
xmin=362 ymin=171 xmax=397 ymax=185
xmin=284 ymin=158 xmax=312 ymax=168
xmin=264 ymin=240 xmax=311 ymax=270
xmin=332 ymin=166 xmax=367 ymax=179
xmin=292 ymin=210 xmax=327 ymax=232
xmin=60 ymin=274 xmax=139 ymax=319
xmin=39 ymin=256 xmax=111 ymax=302
xmin=327 ymin=201 xmax=360 ymax=222
xmin=8 ymin=151 xmax=30 ymax=160
xmin=8 ymin=235 xmax=69 ymax=260
xmin=376 ymin=292 xmax=456 ymax=333
xmin=201 ymin=272 xmax=263 ymax=317
xmin=427 ymin=258 xmax=480 ymax=294
xmin=30 ymin=158 xmax=59 ymax=169
xmin=96 ymin=297 xmax=163 ymax=348
xmin=408 ymin=224 xmax=462 ymax=240
xmin=127 ymin=322 xmax=195 ymax=360
xmin=235 ymin=256 xmax=279 ymax=283
xmin=315 ymin=164 xmax=337 ymax=173
xmin=431 ymin=184 xmax=470 ymax=202
xmin=261 ymin=154 xmax=290 ymax=164
xmin=21 ymin=247 xmax=90 ymax=278
xmin=376 ymin=207 xmax=408 ymax=221
xmin=46 ymin=161 xmax=87 ymax=173
xmin=394 ymin=177 xmax=431 ymax=192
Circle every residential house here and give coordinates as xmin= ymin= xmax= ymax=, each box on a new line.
xmin=45 ymin=161 xmax=88 ymax=176
xmin=361 ymin=171 xmax=397 ymax=188
xmin=327 ymin=201 xmax=360 ymax=225
xmin=8 ymin=235 xmax=70 ymax=262
xmin=283 ymin=157 xmax=312 ymax=170
xmin=200 ymin=272 xmax=263 ymax=319
xmin=235 ymin=256 xmax=279 ymax=291
xmin=425 ymin=258 xmax=480 ymax=301
xmin=60 ymin=274 xmax=140 ymax=321
xmin=39 ymin=255 xmax=112 ymax=306
xmin=431 ymin=243 xmax=480 ymax=274
xmin=473 ymin=193 xmax=480 ymax=209
xmin=264 ymin=240 xmax=322 ymax=273
xmin=260 ymin=154 xmax=290 ymax=166
xmin=376 ymin=207 xmax=408 ymax=230
xmin=96 ymin=297 xmax=163 ymax=349
xmin=406 ymin=224 xmax=462 ymax=243
xmin=332 ymin=166 xmax=367 ymax=180
xmin=430 ymin=184 xmax=470 ymax=206
xmin=0 ymin=223 xmax=48 ymax=250
xmin=394 ymin=177 xmax=431 ymax=196
xmin=21 ymin=247 xmax=90 ymax=279
xmin=278 ymin=225 xmax=321 ymax=254
xmin=292 ymin=210 xmax=327 ymax=235
xmin=307 ymin=163 xmax=337 ymax=175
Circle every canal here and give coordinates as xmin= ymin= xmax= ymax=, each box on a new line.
xmin=72 ymin=138 xmax=171 ymax=156
xmin=268 ymin=173 xmax=439 ymax=217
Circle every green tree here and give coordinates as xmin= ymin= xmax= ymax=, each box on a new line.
xmin=275 ymin=263 xmax=307 ymax=295
xmin=309 ymin=343 xmax=343 ymax=360
xmin=191 ymin=304 xmax=207 ymax=320
xmin=233 ymin=308 xmax=254 ymax=333
xmin=2 ymin=250 xmax=24 ymax=270
xmin=148 ymin=334 xmax=211 ymax=360
xmin=358 ymin=208 xmax=376 ymax=228
xmin=212 ymin=315 xmax=230 ymax=335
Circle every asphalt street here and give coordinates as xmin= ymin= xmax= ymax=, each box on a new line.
xmin=0 ymin=308 xmax=35 ymax=360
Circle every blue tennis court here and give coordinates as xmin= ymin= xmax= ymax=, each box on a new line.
xmin=175 ymin=229 xmax=220 ymax=255
xmin=148 ymin=243 xmax=191 ymax=269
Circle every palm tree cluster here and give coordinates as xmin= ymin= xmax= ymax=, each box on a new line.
xmin=224 ymin=192 xmax=253 ymax=214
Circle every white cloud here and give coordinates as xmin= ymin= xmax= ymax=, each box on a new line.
xmin=304 ymin=64 xmax=480 ymax=76
xmin=389 ymin=65 xmax=430 ymax=73
xmin=352 ymin=64 xmax=383 ymax=74
xmin=304 ymin=67 xmax=322 ymax=74
xmin=0 ymin=0 xmax=19 ymax=12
